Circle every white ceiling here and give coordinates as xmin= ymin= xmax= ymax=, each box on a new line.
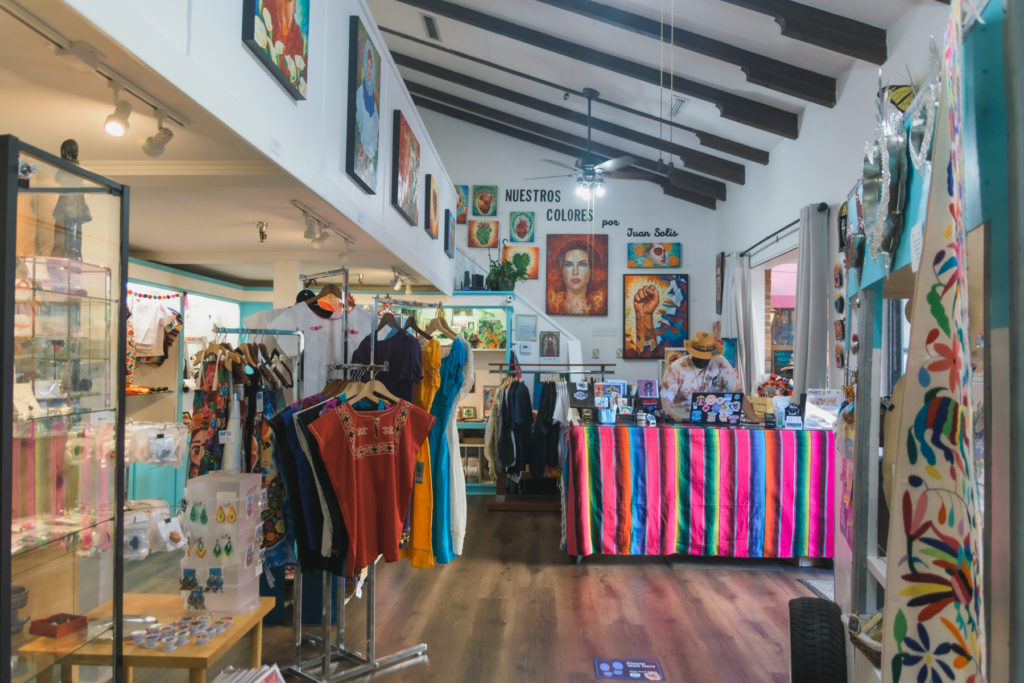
xmin=0 ymin=0 xmax=932 ymax=286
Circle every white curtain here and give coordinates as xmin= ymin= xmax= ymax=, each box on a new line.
xmin=721 ymin=253 xmax=761 ymax=393
xmin=792 ymin=203 xmax=830 ymax=396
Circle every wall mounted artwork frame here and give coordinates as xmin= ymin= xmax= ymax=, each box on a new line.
xmin=509 ymin=211 xmax=535 ymax=242
xmin=515 ymin=314 xmax=537 ymax=341
xmin=545 ymin=234 xmax=608 ymax=317
xmin=622 ymin=274 xmax=689 ymax=359
xmin=467 ymin=220 xmax=498 ymax=248
xmin=715 ymin=251 xmax=725 ymax=315
xmin=242 ymin=0 xmax=309 ymax=100
xmin=539 ymin=331 xmax=560 ymax=357
xmin=626 ymin=242 xmax=681 ymax=269
xmin=472 ymin=185 xmax=497 ymax=216
xmin=391 ymin=110 xmax=420 ymax=226
xmin=502 ymin=245 xmax=540 ymax=279
xmin=455 ymin=185 xmax=468 ymax=224
xmin=444 ymin=209 xmax=455 ymax=258
xmin=425 ymin=174 xmax=440 ymax=239
xmin=345 ymin=16 xmax=381 ymax=194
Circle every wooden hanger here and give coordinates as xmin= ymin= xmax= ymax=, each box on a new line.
xmin=376 ymin=309 xmax=400 ymax=333
xmin=344 ymin=377 xmax=399 ymax=406
xmin=402 ymin=314 xmax=431 ymax=340
xmin=425 ymin=306 xmax=458 ymax=339
xmin=311 ymin=283 xmax=342 ymax=304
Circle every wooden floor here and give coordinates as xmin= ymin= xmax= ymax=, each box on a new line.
xmin=118 ymin=495 xmax=829 ymax=682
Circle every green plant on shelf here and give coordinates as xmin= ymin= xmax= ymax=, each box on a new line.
xmin=485 ymin=240 xmax=529 ymax=292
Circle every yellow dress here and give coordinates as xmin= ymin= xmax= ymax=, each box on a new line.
xmin=400 ymin=338 xmax=441 ymax=568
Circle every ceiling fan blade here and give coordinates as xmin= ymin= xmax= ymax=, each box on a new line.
xmin=541 ymin=158 xmax=579 ymax=171
xmin=605 ymin=170 xmax=652 ymax=180
xmin=595 ymin=155 xmax=635 ymax=173
xmin=523 ymin=173 xmax=575 ymax=180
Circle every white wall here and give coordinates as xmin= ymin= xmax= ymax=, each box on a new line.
xmin=64 ymin=0 xmax=457 ymax=293
xmin=419 ymin=110 xmax=719 ymax=384
xmin=716 ymin=3 xmax=950 ymax=253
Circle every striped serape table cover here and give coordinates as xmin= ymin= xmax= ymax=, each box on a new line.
xmin=563 ymin=425 xmax=835 ymax=558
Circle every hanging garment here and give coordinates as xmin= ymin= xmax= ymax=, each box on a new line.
xmin=189 ymin=351 xmax=231 ymax=477
xmin=446 ymin=342 xmax=473 ymax=556
xmin=427 ymin=337 xmax=467 ymax=564
xmin=497 ymin=381 xmax=533 ymax=474
xmin=400 ymin=338 xmax=441 ymax=568
xmin=310 ymin=400 xmax=434 ymax=573
xmin=553 ymin=381 xmax=570 ymax=466
xmin=484 ymin=376 xmax=513 ymax=475
xmin=350 ymin=331 xmax=424 ymax=402
xmin=254 ymin=386 xmax=295 ymax=569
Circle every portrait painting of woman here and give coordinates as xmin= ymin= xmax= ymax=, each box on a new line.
xmin=545 ymin=234 xmax=608 ymax=316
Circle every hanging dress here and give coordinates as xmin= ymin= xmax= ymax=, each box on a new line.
xmin=189 ymin=351 xmax=231 ymax=477
xmin=428 ymin=337 xmax=467 ymax=564
xmin=401 ymin=338 xmax=441 ymax=568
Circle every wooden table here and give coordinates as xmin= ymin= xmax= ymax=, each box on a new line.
xmin=18 ymin=593 xmax=275 ymax=683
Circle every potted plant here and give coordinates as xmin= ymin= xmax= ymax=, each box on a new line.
xmin=485 ymin=241 xmax=529 ymax=291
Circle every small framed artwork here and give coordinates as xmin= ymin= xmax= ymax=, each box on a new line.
xmin=242 ymin=0 xmax=309 ymax=100
xmin=516 ymin=314 xmax=537 ymax=340
xmin=509 ymin=211 xmax=535 ymax=242
xmin=715 ymin=251 xmax=725 ymax=315
xmin=391 ymin=110 xmax=420 ymax=226
xmin=468 ymin=220 xmax=498 ymax=248
xmin=472 ymin=185 xmax=497 ymax=216
xmin=637 ymin=379 xmax=659 ymax=399
xmin=443 ymin=209 xmax=455 ymax=258
xmin=502 ymin=245 xmax=540 ymax=279
xmin=425 ymin=174 xmax=440 ymax=239
xmin=627 ymin=242 xmax=681 ymax=268
xmin=539 ymin=331 xmax=560 ymax=357
xmin=345 ymin=15 xmax=381 ymax=193
xmin=455 ymin=185 xmax=468 ymax=224
xmin=459 ymin=406 xmax=477 ymax=421
xmin=482 ymin=385 xmax=497 ymax=418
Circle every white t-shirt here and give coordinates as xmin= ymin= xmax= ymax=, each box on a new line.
xmin=131 ymin=299 xmax=175 ymax=357
xmin=245 ymin=304 xmax=371 ymax=398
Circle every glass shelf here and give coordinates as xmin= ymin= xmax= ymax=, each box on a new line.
xmin=12 ymin=618 xmax=115 ymax=683
xmin=15 ymin=288 xmax=114 ymax=306
xmin=11 ymin=515 xmax=116 ymax=558
xmin=14 ymin=408 xmax=116 ymax=424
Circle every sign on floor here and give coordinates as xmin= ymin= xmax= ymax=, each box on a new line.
xmin=593 ymin=659 xmax=664 ymax=680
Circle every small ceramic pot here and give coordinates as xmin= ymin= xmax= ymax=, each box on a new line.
xmin=194 ymin=633 xmax=210 ymax=646
xmin=176 ymin=630 xmax=190 ymax=645
xmin=161 ymin=636 xmax=177 ymax=652
xmin=129 ymin=630 xmax=146 ymax=645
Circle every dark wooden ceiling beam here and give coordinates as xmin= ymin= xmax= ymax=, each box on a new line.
xmin=536 ymin=0 xmax=836 ymax=107
xmin=410 ymin=95 xmax=717 ymax=210
xmin=380 ymin=26 xmax=770 ymax=165
xmin=394 ymin=53 xmax=744 ymax=184
xmin=409 ymin=83 xmax=726 ymax=201
xmin=395 ymin=0 xmax=800 ymax=138
xmin=720 ymin=0 xmax=887 ymax=64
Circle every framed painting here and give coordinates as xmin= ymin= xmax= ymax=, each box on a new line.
xmin=425 ymin=174 xmax=440 ymax=239
xmin=545 ymin=234 xmax=608 ymax=316
xmin=627 ymin=242 xmax=681 ymax=269
xmin=482 ymin=385 xmax=498 ymax=419
xmin=390 ymin=110 xmax=420 ymax=226
xmin=502 ymin=245 xmax=539 ymax=279
xmin=242 ymin=0 xmax=309 ymax=100
xmin=622 ymin=274 xmax=689 ymax=359
xmin=345 ymin=16 xmax=380 ymax=193
xmin=444 ymin=209 xmax=455 ymax=258
xmin=472 ymin=185 xmax=497 ymax=216
xmin=715 ymin=251 xmax=725 ymax=314
xmin=539 ymin=331 xmax=560 ymax=357
xmin=467 ymin=220 xmax=498 ymax=248
xmin=455 ymin=185 xmax=468 ymax=224
xmin=509 ymin=211 xmax=535 ymax=242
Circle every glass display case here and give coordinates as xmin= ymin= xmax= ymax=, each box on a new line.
xmin=2 ymin=135 xmax=128 ymax=681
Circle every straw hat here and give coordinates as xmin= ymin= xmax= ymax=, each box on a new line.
xmin=684 ymin=331 xmax=724 ymax=360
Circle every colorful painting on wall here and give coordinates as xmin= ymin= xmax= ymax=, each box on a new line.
xmin=502 ymin=245 xmax=540 ymax=279
xmin=390 ymin=110 xmax=420 ymax=226
xmin=467 ymin=220 xmax=499 ymax=248
xmin=509 ymin=211 xmax=535 ymax=242
xmin=626 ymin=242 xmax=681 ymax=269
xmin=539 ymin=331 xmax=560 ymax=357
xmin=472 ymin=185 xmax=498 ymax=216
xmin=545 ymin=234 xmax=608 ymax=316
xmin=715 ymin=251 xmax=725 ymax=315
xmin=482 ymin=385 xmax=498 ymax=419
xmin=444 ymin=209 xmax=455 ymax=258
xmin=425 ymin=174 xmax=439 ymax=239
xmin=455 ymin=185 xmax=468 ymax=224
xmin=242 ymin=0 xmax=310 ymax=100
xmin=344 ymin=16 xmax=380 ymax=193
xmin=622 ymin=274 xmax=689 ymax=359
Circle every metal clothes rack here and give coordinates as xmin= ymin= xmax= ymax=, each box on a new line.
xmin=489 ymin=361 xmax=616 ymax=381
xmin=369 ymin=295 xmax=446 ymax=368
xmin=211 ymin=327 xmax=305 ymax=399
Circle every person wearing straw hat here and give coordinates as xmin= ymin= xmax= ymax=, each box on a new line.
xmin=660 ymin=331 xmax=746 ymax=422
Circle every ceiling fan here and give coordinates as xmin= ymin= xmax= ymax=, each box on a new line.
xmin=524 ymin=88 xmax=645 ymax=198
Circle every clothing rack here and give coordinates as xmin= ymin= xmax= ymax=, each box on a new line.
xmin=489 ymin=361 xmax=616 ymax=381
xmin=369 ymin=295 xmax=443 ymax=369
xmin=211 ymin=327 xmax=305 ymax=397
xmin=280 ymin=361 xmax=427 ymax=681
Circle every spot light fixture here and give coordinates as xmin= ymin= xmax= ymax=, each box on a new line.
xmin=103 ymin=82 xmax=132 ymax=137
xmin=142 ymin=111 xmax=174 ymax=157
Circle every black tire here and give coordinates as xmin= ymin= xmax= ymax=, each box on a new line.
xmin=789 ymin=597 xmax=846 ymax=683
